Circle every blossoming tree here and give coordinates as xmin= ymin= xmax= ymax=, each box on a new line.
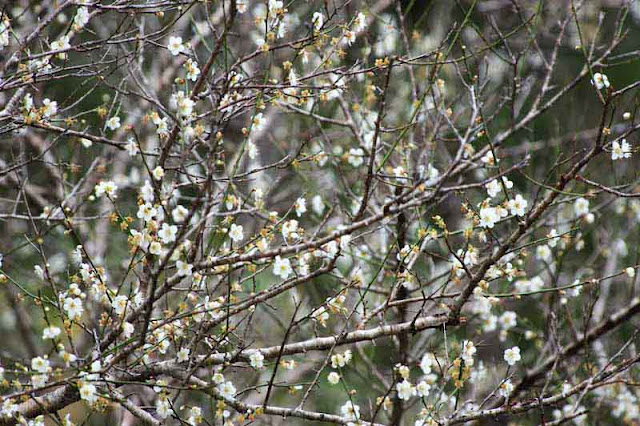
xmin=0 ymin=0 xmax=639 ymax=425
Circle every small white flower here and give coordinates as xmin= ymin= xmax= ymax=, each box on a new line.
xmin=137 ymin=203 xmax=157 ymax=222
xmin=347 ymin=148 xmax=364 ymax=167
xmin=574 ymin=197 xmax=590 ymax=217
xmin=288 ymin=69 xmax=298 ymax=87
xmin=353 ymin=12 xmax=367 ymax=33
xmin=485 ymin=180 xmax=501 ymax=198
xmin=249 ymin=351 xmax=264 ymax=369
xmin=106 ymin=116 xmax=120 ymax=131
xmin=499 ymin=379 xmax=514 ymax=398
xmin=168 ymin=36 xmax=185 ymax=56
xmin=64 ymin=297 xmax=84 ymax=320
xmin=172 ymin=205 xmax=189 ymax=223
xmin=156 ymin=397 xmax=171 ymax=419
xmin=508 ymin=194 xmax=528 ymax=217
xmin=42 ymin=326 xmax=61 ymax=340
xmin=184 ymin=58 xmax=201 ymax=81
xmin=327 ymin=371 xmax=340 ymax=385
xmin=273 ymin=256 xmax=292 ymax=279
xmin=125 ymin=138 xmax=139 ymax=156
xmin=626 ymin=267 xmax=636 ymax=278
xmin=294 ymin=197 xmax=307 ymax=217
xmin=252 ymin=112 xmax=266 ymax=131
xmin=340 ymin=401 xmax=360 ymax=421
xmin=187 ymin=406 xmax=202 ymax=425
xmin=217 ymin=381 xmax=236 ymax=400
xmin=419 ymin=353 xmax=434 ymax=375
xmin=42 ymin=98 xmax=58 ymax=117
xmin=312 ymin=12 xmax=324 ymax=31
xmin=247 ymin=140 xmax=258 ymax=159
xmin=176 ymin=260 xmax=193 ymax=277
xmin=396 ymin=379 xmax=416 ymax=400
xmin=149 ymin=241 xmax=162 ymax=255
xmin=112 ymin=295 xmax=129 ymax=316
xmin=312 ymin=195 xmax=325 ymax=215
xmin=268 ymin=0 xmax=283 ymax=13
xmin=591 ymin=72 xmax=610 ymax=90
xmin=229 ymin=223 xmax=244 ymax=242
xmin=547 ymin=229 xmax=559 ymax=247
xmin=140 ymin=180 xmax=154 ymax=203
xmin=499 ymin=311 xmax=517 ymax=331
xmin=536 ymin=244 xmax=552 ymax=262
xmin=481 ymin=151 xmax=498 ymax=166
xmin=503 ymin=346 xmax=521 ymax=366
xmin=416 ymin=381 xmax=431 ymax=397
xmin=122 ymin=322 xmax=134 ymax=339
xmin=50 ymin=36 xmax=70 ymax=59
xmin=73 ymin=7 xmax=90 ymax=29
xmin=34 ymin=265 xmax=45 ymax=280
xmin=479 ymin=206 xmax=500 ymax=229
xmin=31 ymin=357 xmax=51 ymax=374
xmin=343 ymin=30 xmax=356 ymax=45
xmin=461 ymin=340 xmax=476 ymax=366
xmin=282 ymin=219 xmax=299 ymax=240
xmin=611 ymin=139 xmax=632 ymax=160
xmin=94 ymin=181 xmax=118 ymax=198
xmin=331 ymin=350 xmax=353 ymax=368
xmin=152 ymin=166 xmax=164 ymax=181
xmin=158 ymin=223 xmax=178 ymax=244
xmin=177 ymin=347 xmax=190 ymax=362
xmin=79 ymin=382 xmax=98 ymax=404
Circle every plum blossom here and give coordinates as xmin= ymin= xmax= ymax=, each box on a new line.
xmin=504 ymin=346 xmax=521 ymax=366
xmin=479 ymin=206 xmax=500 ymax=228
xmin=611 ymin=139 xmax=632 ymax=160
xmin=273 ymin=256 xmax=292 ymax=279
xmin=229 ymin=223 xmax=244 ymax=242
xmin=508 ymin=194 xmax=528 ymax=217
xmin=106 ymin=116 xmax=120 ymax=130
xmin=591 ymin=72 xmax=610 ymax=90
xmin=168 ymin=36 xmax=185 ymax=56
xmin=340 ymin=401 xmax=360 ymax=421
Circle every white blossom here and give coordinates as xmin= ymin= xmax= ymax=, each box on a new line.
xmin=294 ymin=197 xmax=307 ymax=217
xmin=249 ymin=351 xmax=264 ymax=369
xmin=340 ymin=401 xmax=360 ymax=421
xmin=591 ymin=72 xmax=610 ymax=90
xmin=168 ymin=36 xmax=185 ymax=56
xmin=479 ymin=206 xmax=500 ymax=228
xmin=503 ymin=346 xmax=521 ymax=366
xmin=152 ymin=166 xmax=164 ymax=181
xmin=273 ymin=256 xmax=292 ymax=279
xmin=172 ymin=205 xmax=189 ymax=223
xmin=176 ymin=260 xmax=193 ymax=277
xmin=229 ymin=223 xmax=244 ymax=242
xmin=508 ymin=194 xmax=528 ymax=217
xmin=327 ymin=371 xmax=340 ymax=385
xmin=347 ymin=148 xmax=364 ymax=167
xmin=159 ymin=223 xmax=178 ymax=244
xmin=79 ymin=382 xmax=98 ymax=404
xmin=217 ymin=381 xmax=236 ymax=400
xmin=396 ymin=379 xmax=416 ymax=400
xmin=611 ymin=139 xmax=632 ymax=160
xmin=312 ymin=12 xmax=324 ymax=31
xmin=106 ymin=116 xmax=121 ymax=130
xmin=42 ymin=326 xmax=61 ymax=340
xmin=73 ymin=7 xmax=90 ymax=29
